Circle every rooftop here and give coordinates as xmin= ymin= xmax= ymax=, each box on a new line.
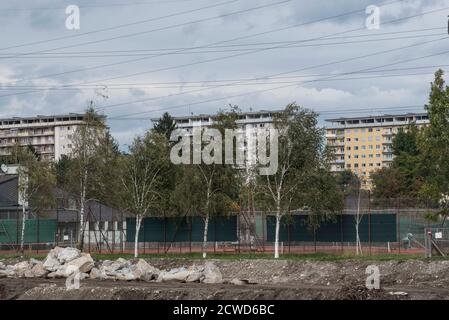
xmin=151 ymin=109 xmax=283 ymax=122
xmin=325 ymin=112 xmax=428 ymax=123
xmin=0 ymin=113 xmax=84 ymax=125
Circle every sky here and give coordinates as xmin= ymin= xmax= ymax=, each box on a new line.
xmin=0 ymin=0 xmax=448 ymax=149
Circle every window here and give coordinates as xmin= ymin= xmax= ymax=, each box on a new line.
xmin=362 ymin=163 xmax=366 ymax=167
xmin=346 ymin=164 xmax=351 ymax=168
xmin=346 ymin=138 xmax=351 ymax=142
xmin=376 ymin=145 xmax=380 ymax=149
xmin=361 ymin=145 xmax=366 ymax=150
xmin=369 ymin=154 xmax=373 ymax=158
xmin=354 ymin=155 xmax=359 ymax=159
xmin=354 ymin=146 xmax=359 ymax=150
xmin=376 ymin=136 xmax=380 ymax=141
xmin=368 ymin=128 xmax=373 ymax=132
xmin=369 ymin=145 xmax=373 ymax=150
xmin=354 ymin=164 xmax=359 ymax=168
xmin=376 ymin=154 xmax=381 ymax=158
xmin=355 ymin=138 xmax=359 ymax=142
xmin=362 ymin=154 xmax=366 ymax=158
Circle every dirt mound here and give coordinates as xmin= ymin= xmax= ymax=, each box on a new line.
xmin=335 ymin=282 xmax=403 ymax=300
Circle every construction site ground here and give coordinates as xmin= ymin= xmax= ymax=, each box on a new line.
xmin=2 ymin=255 xmax=449 ymax=300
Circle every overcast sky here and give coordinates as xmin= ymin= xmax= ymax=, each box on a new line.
xmin=0 ymin=0 xmax=448 ymax=148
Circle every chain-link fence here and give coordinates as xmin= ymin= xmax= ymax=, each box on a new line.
xmin=1 ymin=197 xmax=446 ymax=256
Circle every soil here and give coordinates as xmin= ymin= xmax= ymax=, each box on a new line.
xmin=2 ymin=258 xmax=449 ymax=300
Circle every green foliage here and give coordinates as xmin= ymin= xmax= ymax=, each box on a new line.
xmin=152 ymin=112 xmax=176 ymax=140
xmin=418 ymin=69 xmax=449 ymax=203
xmin=256 ymin=103 xmax=343 ymax=228
xmin=119 ymin=131 xmax=171 ymax=218
xmin=171 ymin=106 xmax=241 ymax=219
xmin=16 ymin=147 xmax=56 ymax=212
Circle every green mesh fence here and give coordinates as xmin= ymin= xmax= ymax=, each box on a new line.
xmin=0 ymin=219 xmax=56 ymax=244
xmin=266 ymin=214 xmax=397 ymax=242
xmin=126 ymin=216 xmax=238 ymax=242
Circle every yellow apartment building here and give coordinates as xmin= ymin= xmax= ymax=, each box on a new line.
xmin=325 ymin=113 xmax=429 ymax=189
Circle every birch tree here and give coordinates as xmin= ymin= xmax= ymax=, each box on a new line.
xmin=120 ymin=131 xmax=170 ymax=258
xmin=256 ymin=103 xmax=342 ymax=258
xmin=69 ymin=105 xmax=106 ymax=250
xmin=171 ymin=108 xmax=240 ymax=258
xmin=16 ymin=149 xmax=56 ymax=253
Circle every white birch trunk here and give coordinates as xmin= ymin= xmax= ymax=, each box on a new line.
xmin=274 ymin=208 xmax=281 ymax=259
xmin=78 ymin=170 xmax=87 ymax=250
xmin=134 ymin=215 xmax=143 ymax=258
xmin=202 ymin=213 xmax=209 ymax=259
xmin=20 ymin=205 xmax=26 ymax=253
xmin=79 ymin=196 xmax=84 ymax=249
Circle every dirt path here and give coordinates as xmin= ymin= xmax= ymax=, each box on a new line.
xmin=1 ymin=277 xmax=448 ymax=300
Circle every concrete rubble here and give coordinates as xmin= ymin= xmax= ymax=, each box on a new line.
xmin=0 ymin=246 xmax=224 ymax=284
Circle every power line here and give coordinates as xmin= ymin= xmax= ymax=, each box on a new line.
xmin=1 ymin=0 xmax=437 ymax=97
xmin=0 ymin=0 xmax=291 ymax=57
xmin=1 ymin=0 xmax=294 ymax=88
xmin=0 ymin=70 xmax=443 ymax=91
xmin=1 ymin=32 xmax=445 ymax=59
xmin=3 ymin=64 xmax=445 ymax=88
xmin=0 ymin=0 xmax=242 ymax=51
xmin=0 ymin=0 xmax=407 ymax=103
xmin=88 ymin=36 xmax=447 ymax=112
xmin=0 ymin=0 xmax=204 ymax=11
xmin=2 ymin=0 xmax=444 ymax=105
xmin=1 ymin=26 xmax=444 ymax=57
xmin=107 ymin=45 xmax=449 ymax=119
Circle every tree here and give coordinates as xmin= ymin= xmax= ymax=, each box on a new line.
xmin=372 ymin=124 xmax=424 ymax=200
xmin=153 ymin=112 xmax=176 ymax=140
xmin=66 ymin=104 xmax=107 ymax=249
xmin=16 ymin=148 xmax=56 ymax=253
xmin=418 ymin=69 xmax=449 ymax=221
xmin=171 ymin=107 xmax=241 ymax=258
xmin=256 ymin=103 xmax=343 ymax=258
xmin=120 ymin=131 xmax=170 ymax=258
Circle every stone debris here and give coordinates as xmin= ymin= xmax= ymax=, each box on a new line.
xmin=0 ymin=246 xmax=223 ymax=284
xmin=388 ymin=291 xmax=408 ymax=296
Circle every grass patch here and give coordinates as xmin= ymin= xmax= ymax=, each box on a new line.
xmin=91 ymin=252 xmax=428 ymax=262
xmin=0 ymin=251 xmax=443 ymax=262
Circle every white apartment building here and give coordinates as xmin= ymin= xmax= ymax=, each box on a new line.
xmin=167 ymin=110 xmax=281 ymax=132
xmin=153 ymin=110 xmax=281 ymax=169
xmin=0 ymin=113 xmax=86 ymax=161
